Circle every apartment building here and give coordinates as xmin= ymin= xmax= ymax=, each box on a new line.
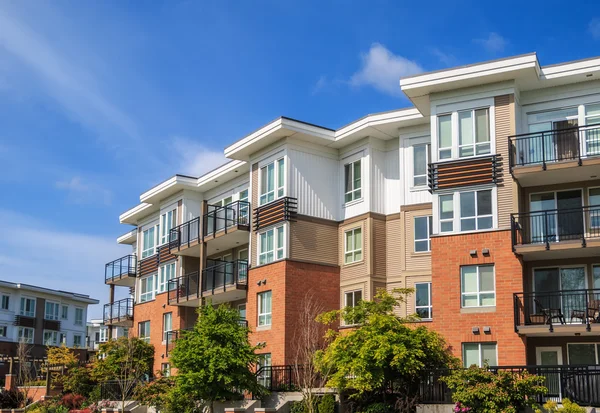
xmin=105 ymin=52 xmax=600 ymax=377
xmin=86 ymin=319 xmax=128 ymax=351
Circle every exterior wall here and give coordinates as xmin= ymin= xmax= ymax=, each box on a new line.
xmin=520 ymin=179 xmax=600 ymax=212
xmin=339 ymin=216 xmax=371 ymax=301
xmin=430 ymin=230 xmax=526 ymax=366
xmin=526 ymin=336 xmax=600 ymax=365
xmin=523 ymin=257 xmax=600 ymax=293
xmin=289 ymin=217 xmax=338 ymax=266
xmin=495 ymin=94 xmax=516 ymax=229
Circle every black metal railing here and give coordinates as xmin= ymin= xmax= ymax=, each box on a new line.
xmin=165 ymin=328 xmax=193 ymax=355
xmin=511 ymin=205 xmax=600 ymax=250
xmin=201 ymin=260 xmax=248 ymax=295
xmin=167 ymin=272 xmax=200 ymax=304
xmin=256 ymin=365 xmax=303 ymax=391
xmin=203 ymin=200 xmax=251 ymax=237
xmin=169 ymin=217 xmax=201 ymax=252
xmin=420 ymin=366 xmax=600 ymax=407
xmin=105 ymin=255 xmax=137 ymax=283
xmin=509 ymin=123 xmax=600 ymax=171
xmin=103 ymin=298 xmax=134 ymax=325
xmin=514 ymin=289 xmax=600 ymax=332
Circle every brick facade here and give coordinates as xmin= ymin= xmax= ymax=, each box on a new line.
xmin=430 ymin=229 xmax=527 ymax=366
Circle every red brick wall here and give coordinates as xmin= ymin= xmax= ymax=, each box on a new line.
xmin=430 ymin=229 xmax=527 ymax=366
xmin=247 ymin=260 xmax=339 ymax=365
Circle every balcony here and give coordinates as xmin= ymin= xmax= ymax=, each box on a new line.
xmin=169 ymin=217 xmax=201 ymax=256
xmin=105 ymin=255 xmax=137 ymax=286
xmin=103 ymin=298 xmax=134 ymax=327
xmin=509 ymin=124 xmax=600 ymax=186
xmin=514 ymin=289 xmax=600 ymax=335
xmin=203 ymin=201 xmax=251 ymax=255
xmin=511 ymin=206 xmax=600 ymax=260
xmin=201 ymin=260 xmax=248 ymax=304
xmin=167 ymin=272 xmax=201 ymax=306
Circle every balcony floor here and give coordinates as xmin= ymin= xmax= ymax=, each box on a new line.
xmin=105 ymin=274 xmax=136 ymax=287
xmin=515 ymin=238 xmax=600 ymax=261
xmin=202 ymin=285 xmax=246 ymax=304
xmin=512 ymin=157 xmax=600 ymax=187
xmin=204 ymin=227 xmax=249 ymax=256
xmin=169 ymin=239 xmax=201 ymax=257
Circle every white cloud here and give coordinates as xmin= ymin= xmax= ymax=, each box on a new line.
xmin=169 ymin=136 xmax=228 ymax=177
xmin=0 ymin=209 xmax=130 ymax=319
xmin=589 ymin=18 xmax=600 ymax=40
xmin=349 ymin=43 xmax=423 ymax=96
xmin=431 ymin=48 xmax=457 ymax=67
xmin=311 ymin=75 xmax=328 ymax=95
xmin=474 ymin=32 xmax=508 ymax=53
xmin=55 ymin=176 xmax=113 ymax=206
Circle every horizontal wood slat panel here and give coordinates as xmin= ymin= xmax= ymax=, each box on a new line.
xmin=253 ymin=197 xmax=298 ymax=231
xmin=428 ymin=155 xmax=500 ymax=192
xmin=14 ymin=316 xmax=35 ymax=328
xmin=43 ymin=319 xmax=61 ymax=331
xmin=158 ymin=245 xmax=177 ymax=264
xmin=139 ymin=256 xmax=158 ymax=276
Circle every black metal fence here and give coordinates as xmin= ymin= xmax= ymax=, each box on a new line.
xmin=202 ymin=260 xmax=248 ymax=294
xmin=256 ymin=365 xmax=303 ymax=392
xmin=203 ymin=200 xmax=251 ymax=237
xmin=105 ymin=255 xmax=137 ymax=283
xmin=103 ymin=298 xmax=134 ymax=325
xmin=511 ymin=206 xmax=600 ymax=249
xmin=509 ymin=124 xmax=600 ymax=170
xmin=167 ymin=272 xmax=200 ymax=304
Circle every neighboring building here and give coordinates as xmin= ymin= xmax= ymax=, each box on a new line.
xmin=86 ymin=319 xmax=128 ymax=351
xmin=104 ymin=52 xmax=600 ymax=378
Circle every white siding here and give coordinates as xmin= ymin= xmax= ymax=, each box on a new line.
xmin=370 ymin=148 xmax=386 ymax=215
xmin=205 ymin=174 xmax=249 ymax=204
xmin=340 ymin=147 xmax=370 ymax=220
xmin=400 ymin=135 xmax=432 ymax=206
xmin=385 ymin=147 xmax=401 ymax=214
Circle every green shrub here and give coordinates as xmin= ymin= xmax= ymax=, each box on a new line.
xmin=290 ymin=401 xmax=307 ymax=413
xmin=358 ymin=402 xmax=391 ymax=413
xmin=535 ymin=399 xmax=586 ymax=413
xmin=318 ymin=394 xmax=336 ymax=413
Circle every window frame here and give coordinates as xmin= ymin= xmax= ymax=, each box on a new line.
xmin=138 ymin=321 xmax=151 ymax=344
xmin=162 ymin=312 xmax=172 ymax=342
xmin=158 ymin=263 xmax=176 ymax=294
xmin=0 ymin=325 xmax=7 ymax=338
xmin=344 ymin=159 xmax=362 ymax=204
xmin=462 ymin=342 xmax=498 ymax=367
xmin=140 ymin=274 xmax=157 ymax=302
xmin=74 ymin=307 xmax=84 ymax=326
xmin=258 ymin=225 xmax=285 ymax=265
xmin=414 ymin=216 xmax=433 ymax=253
xmin=344 ymin=227 xmax=363 ymax=264
xmin=160 ymin=209 xmax=177 ymax=245
xmin=43 ymin=330 xmax=59 ymax=346
xmin=20 ymin=297 xmax=36 ymax=317
xmin=414 ymin=282 xmax=432 ymax=320
xmin=460 ymin=265 xmax=496 ymax=308
xmin=142 ymin=224 xmax=159 ymax=259
xmin=257 ymin=291 xmax=272 ymax=327
xmin=73 ymin=334 xmax=83 ymax=348
xmin=259 ymin=157 xmax=286 ymax=206
xmin=61 ymin=305 xmax=68 ymax=320
xmin=435 ymin=187 xmax=497 ymax=235
xmin=18 ymin=327 xmax=34 ymax=344
xmin=343 ymin=289 xmax=362 ymax=326
xmin=458 ymin=108 xmax=491 ymax=158
xmin=99 ymin=328 xmax=108 ymax=343
xmin=412 ymin=143 xmax=430 ymax=188
xmin=0 ymin=295 xmax=9 ymax=311
xmin=45 ymin=301 xmax=60 ymax=321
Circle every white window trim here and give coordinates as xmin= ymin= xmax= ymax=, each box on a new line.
xmin=457 ymin=108 xmax=492 ymax=158
xmin=411 ymin=143 xmax=430 ymax=189
xmin=257 ymin=291 xmax=272 ymax=327
xmin=0 ymin=325 xmax=8 ymax=339
xmin=462 ymin=342 xmax=498 ymax=368
xmin=258 ymin=157 xmax=286 ymax=206
xmin=461 ymin=265 xmax=496 ymax=308
xmin=158 ymin=263 xmax=176 ymax=294
xmin=433 ymin=186 xmax=498 ymax=235
xmin=74 ymin=307 xmax=84 ymax=326
xmin=414 ymin=216 xmax=432 ymax=253
xmin=162 ymin=312 xmax=172 ymax=343
xmin=142 ymin=224 xmax=159 ymax=259
xmin=344 ymin=159 xmax=362 ymax=204
xmin=344 ymin=227 xmax=363 ymax=265
xmin=43 ymin=330 xmax=59 ymax=346
xmin=566 ymin=343 xmax=600 ymax=364
xmin=140 ymin=274 xmax=157 ymax=302
xmin=343 ymin=289 xmax=363 ymax=326
xmin=45 ymin=301 xmax=60 ymax=321
xmin=18 ymin=327 xmax=34 ymax=344
xmin=257 ymin=224 xmax=286 ymax=266
xmin=73 ymin=334 xmax=83 ymax=348
xmin=20 ymin=297 xmax=36 ymax=317
xmin=0 ymin=295 xmax=9 ymax=311
xmin=139 ymin=321 xmax=151 ymax=343
xmin=61 ymin=305 xmax=68 ymax=320
xmin=160 ymin=209 xmax=177 ymax=246
xmin=414 ymin=282 xmax=432 ymax=320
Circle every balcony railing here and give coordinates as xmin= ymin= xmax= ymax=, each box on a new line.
xmin=103 ymin=298 xmax=134 ymax=325
xmin=203 ymin=201 xmax=251 ymax=238
xmin=167 ymin=271 xmax=200 ymax=305
xmin=169 ymin=217 xmax=201 ymax=252
xmin=514 ymin=289 xmax=600 ymax=332
xmin=420 ymin=366 xmax=600 ymax=407
xmin=509 ymin=123 xmax=600 ymax=171
xmin=105 ymin=255 xmax=137 ymax=283
xmin=511 ymin=205 xmax=600 ymax=250
xmin=202 ymin=260 xmax=248 ymax=295
xmin=256 ymin=365 xmax=303 ymax=392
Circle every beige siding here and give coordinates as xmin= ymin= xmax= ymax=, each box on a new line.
xmin=339 ymin=219 xmax=370 ymax=282
xmin=403 ymin=208 xmax=432 ymax=273
xmin=341 ymin=279 xmax=370 ymax=307
xmin=207 ymin=244 xmax=249 ymax=262
xmin=289 ymin=217 xmax=338 ymax=266
xmin=387 ymin=280 xmax=406 ymax=317
xmin=386 ymin=217 xmax=402 ymax=279
xmin=495 ymin=94 xmax=516 ymax=229
xmin=371 ymin=217 xmax=387 ymax=278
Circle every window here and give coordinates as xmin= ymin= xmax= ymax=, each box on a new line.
xmin=99 ymin=328 xmax=108 ymax=343
xmin=344 ymin=290 xmax=362 ymax=325
xmin=585 ymin=104 xmax=600 ymax=155
xmin=1 ymin=295 xmax=9 ymax=310
xmin=158 ymin=263 xmax=176 ymax=293
xmin=43 ymin=330 xmax=59 ymax=346
xmin=18 ymin=327 xmax=34 ymax=344
xmin=61 ymin=305 xmax=68 ymax=320
xmin=140 ymin=275 xmax=156 ymax=302
xmin=161 ymin=363 xmax=171 ymax=377
xmin=415 ymin=283 xmax=432 ymax=320
xmin=45 ymin=302 xmax=59 ymax=320
xmin=257 ymin=353 xmax=272 ymax=387
xmin=463 ymin=343 xmax=497 ymax=367
xmin=461 ymin=265 xmax=495 ymax=308
xmin=260 ymin=158 xmax=285 ymax=205
xmin=142 ymin=226 xmax=157 ymax=258
xmin=163 ymin=313 xmax=172 ymax=342
xmin=414 ymin=216 xmax=432 ymax=252
xmin=458 ymin=108 xmax=490 ymax=157
xmin=567 ymin=343 xmax=600 ymax=364
xmin=438 ymin=115 xmax=452 ymax=159
xmin=258 ymin=225 xmax=285 ymax=265
xmin=460 ymin=190 xmax=492 ymax=231
xmin=413 ymin=144 xmax=430 ymax=187
xmin=344 ymin=228 xmax=362 ymax=264
xmin=239 ymin=304 xmax=246 ymax=320
xmin=74 ymin=308 xmax=84 ymax=326
xmin=59 ymin=332 xmax=67 ymax=345
xmin=73 ymin=335 xmax=82 ymax=348
xmin=239 ymin=189 xmax=250 ymax=224
xmin=0 ymin=326 xmax=7 ymax=338
xmin=258 ymin=291 xmax=272 ymax=327
xmin=139 ymin=321 xmax=150 ymax=344
xmin=439 ymin=194 xmax=454 ymax=233
xmin=20 ymin=297 xmax=35 ymax=317
xmin=344 ymin=159 xmax=362 ymax=203
xmin=160 ymin=209 xmax=176 ymax=245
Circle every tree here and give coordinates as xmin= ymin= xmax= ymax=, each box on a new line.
xmin=134 ymin=374 xmax=175 ymax=412
xmin=169 ymin=303 xmax=266 ymax=413
xmin=14 ymin=341 xmax=40 ymax=407
xmin=92 ymin=337 xmax=154 ymax=413
xmin=442 ymin=365 xmax=548 ymax=413
xmin=46 ymin=345 xmax=78 ymax=367
xmin=315 ymin=290 xmax=458 ymax=411
xmin=292 ymin=292 xmax=333 ymax=413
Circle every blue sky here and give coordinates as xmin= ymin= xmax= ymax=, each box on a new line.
xmin=0 ymin=0 xmax=599 ymax=318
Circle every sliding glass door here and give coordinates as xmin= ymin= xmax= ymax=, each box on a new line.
xmin=530 ymin=190 xmax=583 ymax=243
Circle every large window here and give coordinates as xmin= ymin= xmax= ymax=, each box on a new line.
xmin=20 ymin=297 xmax=35 ymax=317
xmin=415 ymin=283 xmax=432 ymax=320
xmin=257 ymin=353 xmax=272 ymax=387
xmin=73 ymin=335 xmax=83 ymax=348
xmin=344 ymin=290 xmax=362 ymax=325
xmin=18 ymin=327 xmax=34 ymax=344
xmin=258 ymin=291 xmax=272 ymax=327
xmin=458 ymin=108 xmax=490 ymax=157
xmin=158 ymin=263 xmax=176 ymax=293
xmin=160 ymin=209 xmax=176 ymax=245
xmin=163 ymin=313 xmax=172 ymax=342
xmin=239 ymin=189 xmax=249 ymax=224
xmin=344 ymin=159 xmax=362 ymax=203
xmin=461 ymin=265 xmax=495 ymax=308
xmin=414 ymin=216 xmax=432 ymax=252
xmin=260 ymin=158 xmax=285 ymax=205
xmin=43 ymin=330 xmax=59 ymax=346
xmin=463 ymin=343 xmax=497 ymax=367
xmin=45 ymin=301 xmax=60 ymax=321
xmin=439 ymin=194 xmax=454 ymax=233
xmin=139 ymin=321 xmax=150 ymax=344
xmin=74 ymin=308 xmax=84 ymax=326
xmin=99 ymin=328 xmax=108 ymax=343
xmin=413 ymin=144 xmax=430 ymax=187
xmin=1 ymin=295 xmax=9 ymax=311
xmin=61 ymin=305 xmax=68 ymax=320
xmin=258 ymin=225 xmax=285 ymax=265
xmin=439 ymin=189 xmax=494 ymax=233
xmin=567 ymin=343 xmax=600 ymax=364
xmin=142 ymin=226 xmax=157 ymax=258
xmin=438 ymin=115 xmax=452 ymax=160
xmin=140 ymin=275 xmax=156 ymax=303
xmin=344 ymin=228 xmax=362 ymax=264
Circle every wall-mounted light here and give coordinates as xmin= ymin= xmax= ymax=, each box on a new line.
xmin=472 ymin=327 xmax=480 ymax=334
xmin=262 ymin=279 xmax=267 ymax=284
xmin=482 ymin=248 xmax=490 ymax=256
xmin=469 ymin=250 xmax=477 ymax=257
xmin=483 ymin=326 xmax=491 ymax=334
xmin=256 ymin=280 xmax=262 ymax=286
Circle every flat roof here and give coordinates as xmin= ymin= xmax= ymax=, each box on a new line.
xmin=0 ymin=280 xmax=99 ymax=304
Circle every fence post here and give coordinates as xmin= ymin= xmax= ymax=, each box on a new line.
xmin=541 ymin=131 xmax=547 ymax=170
xmin=544 ymin=211 xmax=550 ymax=250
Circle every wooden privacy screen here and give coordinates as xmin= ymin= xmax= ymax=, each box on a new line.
xmin=428 ymin=155 xmax=500 ymax=192
xmin=253 ymin=197 xmax=298 ymax=231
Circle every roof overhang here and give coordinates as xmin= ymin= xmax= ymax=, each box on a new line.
xmin=0 ymin=281 xmax=99 ymax=304
xmin=197 ymin=160 xmax=249 ymax=192
xmin=140 ymin=174 xmax=198 ymax=204
xmin=117 ymin=229 xmax=137 ymax=245
xmin=119 ymin=202 xmax=154 ymax=225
